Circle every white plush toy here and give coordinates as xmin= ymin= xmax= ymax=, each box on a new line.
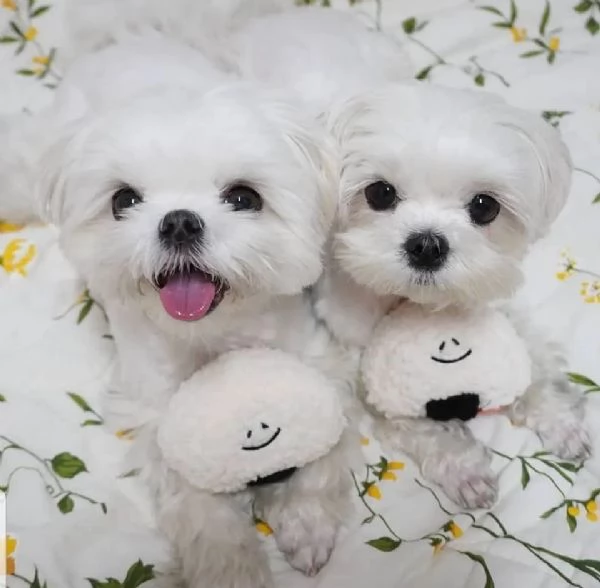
xmin=158 ymin=348 xmax=346 ymax=493
xmin=362 ymin=302 xmax=532 ymax=422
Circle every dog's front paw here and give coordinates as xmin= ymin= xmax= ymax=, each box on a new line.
xmin=539 ymin=421 xmax=592 ymax=462
xmin=448 ymin=470 xmax=498 ymax=510
xmin=270 ymin=497 xmax=339 ymax=576
xmin=423 ymin=444 xmax=498 ymax=510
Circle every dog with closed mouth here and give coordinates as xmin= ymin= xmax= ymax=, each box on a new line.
xmin=226 ymin=8 xmax=592 ymax=510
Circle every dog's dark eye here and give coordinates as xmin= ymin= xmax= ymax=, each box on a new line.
xmin=222 ymin=184 xmax=263 ymax=212
xmin=468 ymin=193 xmax=501 ymax=226
xmin=112 ymin=185 xmax=143 ymax=220
xmin=364 ymin=181 xmax=399 ymax=211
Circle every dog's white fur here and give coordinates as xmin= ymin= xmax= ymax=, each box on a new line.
xmin=230 ymin=13 xmax=592 ymax=509
xmin=0 ymin=5 xmax=363 ymax=585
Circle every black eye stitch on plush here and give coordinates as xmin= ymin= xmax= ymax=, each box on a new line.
xmin=111 ymin=185 xmax=143 ymax=220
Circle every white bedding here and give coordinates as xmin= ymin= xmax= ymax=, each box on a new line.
xmin=1 ymin=1 xmax=599 ymax=587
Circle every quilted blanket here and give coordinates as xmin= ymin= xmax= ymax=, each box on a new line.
xmin=1 ymin=1 xmax=599 ymax=587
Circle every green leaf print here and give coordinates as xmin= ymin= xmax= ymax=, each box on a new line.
xmin=67 ymin=392 xmax=93 ymax=412
xmin=51 ymin=452 xmax=87 ymax=478
xmin=67 ymin=391 xmax=105 ymax=426
xmin=87 ymin=560 xmax=155 ymax=588
xmin=567 ymin=372 xmax=600 ymax=393
xmin=520 ymin=460 xmax=531 ymax=489
xmin=539 ymin=1 xmax=551 ymax=36
xmin=460 ymin=552 xmax=495 ymax=588
xmin=574 ymin=0 xmax=593 ymax=12
xmin=123 ymin=560 xmax=156 ymax=588
xmin=57 ymin=493 xmax=75 ymax=513
xmin=366 ymin=536 xmax=401 ymax=552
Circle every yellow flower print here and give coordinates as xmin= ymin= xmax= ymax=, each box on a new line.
xmin=0 ymin=220 xmax=24 ymax=233
xmin=24 ymin=26 xmax=38 ymax=41
xmin=580 ymin=281 xmax=600 ymax=304
xmin=1 ymin=0 xmax=17 ymax=10
xmin=510 ymin=26 xmax=527 ymax=42
xmin=1 ymin=239 xmax=36 ymax=276
xmin=449 ymin=522 xmax=463 ymax=539
xmin=585 ymin=500 xmax=597 ymax=513
xmin=381 ymin=471 xmax=397 ymax=481
xmin=255 ymin=520 xmax=273 ymax=536
xmin=360 ymin=436 xmax=370 ymax=446
xmin=556 ymin=251 xmax=577 ymax=281
xmin=32 ymin=55 xmax=50 ymax=65
xmin=387 ymin=461 xmax=405 ymax=471
xmin=548 ymin=36 xmax=560 ymax=52
xmin=567 ymin=505 xmax=580 ymax=517
xmin=585 ymin=500 xmax=598 ymax=521
xmin=366 ymin=484 xmax=382 ymax=500
xmin=2 ymin=535 xmax=17 ymax=575
xmin=115 ymin=428 xmax=136 ymax=440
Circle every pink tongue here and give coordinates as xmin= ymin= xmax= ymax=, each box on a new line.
xmin=159 ymin=273 xmax=217 ymax=321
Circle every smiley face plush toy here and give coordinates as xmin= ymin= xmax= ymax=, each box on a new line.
xmin=157 ymin=348 xmax=346 ymax=494
xmin=361 ymin=302 xmax=532 ymax=422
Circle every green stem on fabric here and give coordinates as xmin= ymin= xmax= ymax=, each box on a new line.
xmin=523 ymin=459 xmax=567 ymax=498
xmin=351 ymin=471 xmax=403 ymax=541
xmin=414 ymin=478 xmax=476 ymax=523
xmin=0 ymin=435 xmax=64 ymax=491
xmin=574 ymin=167 xmax=600 ymax=184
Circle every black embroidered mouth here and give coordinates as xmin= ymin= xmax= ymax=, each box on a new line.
xmin=241 ymin=427 xmax=281 ymax=451
xmin=431 ymin=349 xmax=472 ymax=364
xmin=247 ymin=467 xmax=297 ymax=487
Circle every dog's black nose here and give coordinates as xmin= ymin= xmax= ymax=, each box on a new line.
xmin=159 ymin=209 xmax=204 ymax=248
xmin=425 ymin=393 xmax=480 ymax=421
xmin=404 ymin=231 xmax=449 ymax=271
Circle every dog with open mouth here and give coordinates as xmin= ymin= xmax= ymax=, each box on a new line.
xmin=0 ymin=5 xmax=359 ymax=586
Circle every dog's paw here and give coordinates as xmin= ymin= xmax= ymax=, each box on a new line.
xmin=540 ymin=422 xmax=592 ymax=462
xmin=423 ymin=444 xmax=498 ymax=510
xmin=271 ymin=498 xmax=338 ymax=576
xmin=445 ymin=470 xmax=498 ymax=510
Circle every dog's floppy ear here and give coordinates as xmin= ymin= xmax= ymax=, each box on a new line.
xmin=498 ymin=108 xmax=572 ymax=241
xmin=263 ymin=94 xmax=341 ymax=239
xmin=35 ymin=90 xmax=94 ymax=227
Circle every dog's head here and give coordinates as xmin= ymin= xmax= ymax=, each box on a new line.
xmin=328 ymin=83 xmax=572 ymax=306
xmin=38 ymin=84 xmax=337 ymax=325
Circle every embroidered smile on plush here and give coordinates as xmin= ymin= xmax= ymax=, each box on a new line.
xmin=242 ymin=422 xmax=282 ymax=451
xmin=430 ymin=338 xmax=473 ymax=364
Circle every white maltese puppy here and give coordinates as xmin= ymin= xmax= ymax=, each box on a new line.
xmin=0 ymin=5 xmax=357 ymax=586
xmin=228 ymin=10 xmax=591 ymax=509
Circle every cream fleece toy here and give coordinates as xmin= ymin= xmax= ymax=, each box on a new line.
xmin=158 ymin=348 xmax=346 ymax=493
xmin=362 ymin=302 xmax=532 ymax=422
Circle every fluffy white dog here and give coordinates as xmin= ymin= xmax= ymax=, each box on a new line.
xmin=0 ymin=4 xmax=359 ymax=586
xmin=229 ymin=9 xmax=592 ymax=509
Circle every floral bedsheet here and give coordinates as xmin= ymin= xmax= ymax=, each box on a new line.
xmin=1 ymin=0 xmax=599 ymax=587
